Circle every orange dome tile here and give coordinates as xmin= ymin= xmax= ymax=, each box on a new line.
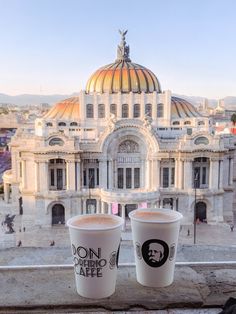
xmin=44 ymin=97 xmax=80 ymax=120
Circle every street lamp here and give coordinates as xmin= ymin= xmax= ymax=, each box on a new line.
xmin=194 ymin=171 xmax=199 ymax=244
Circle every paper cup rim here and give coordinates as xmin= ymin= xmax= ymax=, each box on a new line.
xmin=67 ymin=214 xmax=124 ymax=231
xmin=128 ymin=208 xmax=183 ymax=224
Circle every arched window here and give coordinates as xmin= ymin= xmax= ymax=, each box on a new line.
xmin=184 ymin=121 xmax=191 ymax=125
xmin=133 ymin=104 xmax=140 ymax=118
xmin=145 ymin=104 xmax=152 ymax=117
xmin=58 ymin=122 xmax=66 ymax=126
xmin=49 ymin=138 xmax=64 ymax=146
xmin=98 ymin=104 xmax=105 ymax=118
xmin=110 ymin=104 xmax=117 ymax=116
xmin=157 ymin=103 xmax=164 ymax=117
xmin=122 ymin=104 xmax=129 ymax=118
xmin=46 ymin=122 xmax=53 ymax=127
xmin=86 ymin=104 xmax=94 ymax=118
xmin=70 ymin=122 xmax=78 ymax=126
xmin=172 ymin=121 xmax=180 ymax=125
xmin=198 ymin=121 xmax=205 ymax=126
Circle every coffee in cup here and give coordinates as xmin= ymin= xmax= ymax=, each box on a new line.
xmin=67 ymin=214 xmax=124 ymax=298
xmin=129 ymin=208 xmax=182 ymax=287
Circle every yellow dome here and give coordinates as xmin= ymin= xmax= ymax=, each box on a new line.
xmin=171 ymin=97 xmax=201 ymax=118
xmin=86 ymin=30 xmax=161 ymax=94
xmin=43 ymin=97 xmax=80 ymax=120
xmin=86 ymin=61 xmax=161 ymax=94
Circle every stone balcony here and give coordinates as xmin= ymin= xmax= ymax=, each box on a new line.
xmin=100 ymin=188 xmax=159 ymax=203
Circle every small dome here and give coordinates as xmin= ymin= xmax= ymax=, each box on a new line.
xmin=171 ymin=97 xmax=201 ymax=119
xmin=43 ymin=97 xmax=80 ymax=120
xmin=86 ymin=30 xmax=161 ymax=94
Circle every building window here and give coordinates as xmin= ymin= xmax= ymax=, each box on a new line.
xmin=157 ymin=103 xmax=164 ymax=117
xmin=49 ymin=159 xmax=66 ymax=191
xmin=193 ymin=157 xmax=210 ymax=189
xmin=86 ymin=199 xmax=96 ymax=214
xmin=96 ymin=168 xmax=99 ymax=185
xmin=122 ymin=104 xmax=129 ymax=118
xmin=172 ymin=121 xmax=180 ymax=125
xmin=118 ymin=168 xmax=124 ymax=189
xmin=46 ymin=122 xmax=53 ymax=127
xmin=98 ymin=104 xmax=105 ymax=118
xmin=70 ymin=122 xmax=78 ymax=126
xmin=83 ymin=170 xmax=87 ymax=186
xmin=133 ymin=104 xmax=140 ymax=118
xmin=126 ymin=168 xmax=132 ymax=189
xmin=145 ymin=104 xmax=152 ymax=117
xmin=110 ymin=104 xmax=117 ymax=116
xmin=58 ymin=122 xmax=66 ymax=126
xmin=86 ymin=104 xmax=94 ymax=118
xmin=49 ymin=138 xmax=64 ymax=146
xmin=171 ymin=167 xmax=175 ymax=185
xmin=184 ymin=121 xmax=191 ymax=125
xmin=134 ymin=168 xmax=140 ymax=188
xmin=163 ymin=168 xmax=169 ymax=188
xmin=88 ymin=168 xmax=95 ymax=188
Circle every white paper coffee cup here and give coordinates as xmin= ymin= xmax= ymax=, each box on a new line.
xmin=67 ymin=214 xmax=124 ymax=299
xmin=129 ymin=208 xmax=183 ymax=287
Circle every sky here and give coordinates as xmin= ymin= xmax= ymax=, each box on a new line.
xmin=0 ymin=0 xmax=236 ymax=99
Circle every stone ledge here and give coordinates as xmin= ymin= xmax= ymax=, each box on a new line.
xmin=0 ymin=263 xmax=235 ymax=312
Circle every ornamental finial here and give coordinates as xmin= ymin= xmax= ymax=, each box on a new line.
xmin=116 ymin=29 xmax=131 ymax=62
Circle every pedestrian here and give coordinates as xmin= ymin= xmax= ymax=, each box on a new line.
xmin=187 ymin=229 xmax=190 ymax=236
xmin=23 ymin=227 xmax=25 ymax=232
xmin=17 ymin=240 xmax=22 ymax=247
xmin=50 ymin=240 xmax=55 ymax=246
xmin=230 ymin=225 xmax=234 ymax=232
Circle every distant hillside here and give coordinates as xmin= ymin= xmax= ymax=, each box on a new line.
xmin=0 ymin=92 xmax=236 ymax=109
xmin=0 ymin=93 xmax=78 ymax=106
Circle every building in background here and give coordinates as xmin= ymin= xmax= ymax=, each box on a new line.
xmin=3 ymin=32 xmax=236 ymax=230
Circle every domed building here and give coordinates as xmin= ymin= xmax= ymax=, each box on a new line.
xmin=3 ymin=31 xmax=236 ymax=231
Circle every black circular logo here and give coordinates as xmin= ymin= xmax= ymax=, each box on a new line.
xmin=141 ymin=239 xmax=169 ymax=267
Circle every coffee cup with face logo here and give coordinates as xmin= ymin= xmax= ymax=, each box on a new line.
xmin=67 ymin=214 xmax=124 ymax=298
xmin=129 ymin=208 xmax=183 ymax=287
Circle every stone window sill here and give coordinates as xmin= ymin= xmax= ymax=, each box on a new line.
xmin=0 ymin=262 xmax=235 ymax=312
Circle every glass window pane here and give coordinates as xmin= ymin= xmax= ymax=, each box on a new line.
xmin=89 ymin=168 xmax=95 ymax=188
xmin=133 ymin=104 xmax=140 ymax=118
xmin=134 ymin=168 xmax=140 ymax=188
xmin=171 ymin=167 xmax=175 ymax=185
xmin=126 ymin=168 xmax=132 ymax=189
xmin=163 ymin=168 xmax=169 ymax=188
xmin=118 ymin=168 xmax=123 ymax=189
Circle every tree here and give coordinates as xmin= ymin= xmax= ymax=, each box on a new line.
xmin=231 ymin=113 xmax=236 ymax=125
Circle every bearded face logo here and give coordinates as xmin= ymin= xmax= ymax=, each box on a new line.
xmin=141 ymin=239 xmax=169 ymax=267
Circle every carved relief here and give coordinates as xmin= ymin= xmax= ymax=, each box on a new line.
xmin=118 ymin=140 xmax=139 ymax=153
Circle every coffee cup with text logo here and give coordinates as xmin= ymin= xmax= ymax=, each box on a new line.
xmin=129 ymin=208 xmax=183 ymax=287
xmin=67 ymin=214 xmax=124 ymax=298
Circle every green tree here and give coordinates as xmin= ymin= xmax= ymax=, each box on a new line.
xmin=231 ymin=113 xmax=236 ymax=125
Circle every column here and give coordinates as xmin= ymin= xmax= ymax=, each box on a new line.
xmin=96 ymin=200 xmax=101 ymax=214
xmin=178 ymin=159 xmax=184 ymax=189
xmin=99 ymin=159 xmax=107 ymax=189
xmin=66 ymin=161 xmax=76 ymax=190
xmin=76 ymin=160 xmax=81 ymax=190
xmin=219 ymin=160 xmax=223 ymax=189
xmin=39 ymin=161 xmax=48 ymax=192
xmin=101 ymin=201 xmax=105 ymax=214
xmin=152 ymin=158 xmax=158 ymax=189
xmin=108 ymin=203 xmax=112 ymax=215
xmin=209 ymin=159 xmax=218 ymax=189
xmin=156 ymin=160 xmax=160 ymax=188
xmin=4 ymin=183 xmax=10 ymax=203
xmin=146 ymin=159 xmax=151 ymax=189
xmin=34 ymin=161 xmax=39 ymax=192
xmin=108 ymin=160 xmax=113 ymax=189
xmin=174 ymin=159 xmax=178 ymax=189
xmin=121 ymin=204 xmax=126 ymax=231
xmin=22 ymin=160 xmax=26 ymax=189
xmin=183 ymin=160 xmax=192 ymax=190
xmin=82 ymin=198 xmax=86 ymax=214
xmin=230 ymin=158 xmax=234 ymax=185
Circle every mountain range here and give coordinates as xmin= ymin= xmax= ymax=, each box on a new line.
xmin=0 ymin=92 xmax=236 ymax=109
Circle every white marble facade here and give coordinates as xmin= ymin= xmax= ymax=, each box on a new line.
xmin=3 ymin=33 xmax=236 ymax=230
